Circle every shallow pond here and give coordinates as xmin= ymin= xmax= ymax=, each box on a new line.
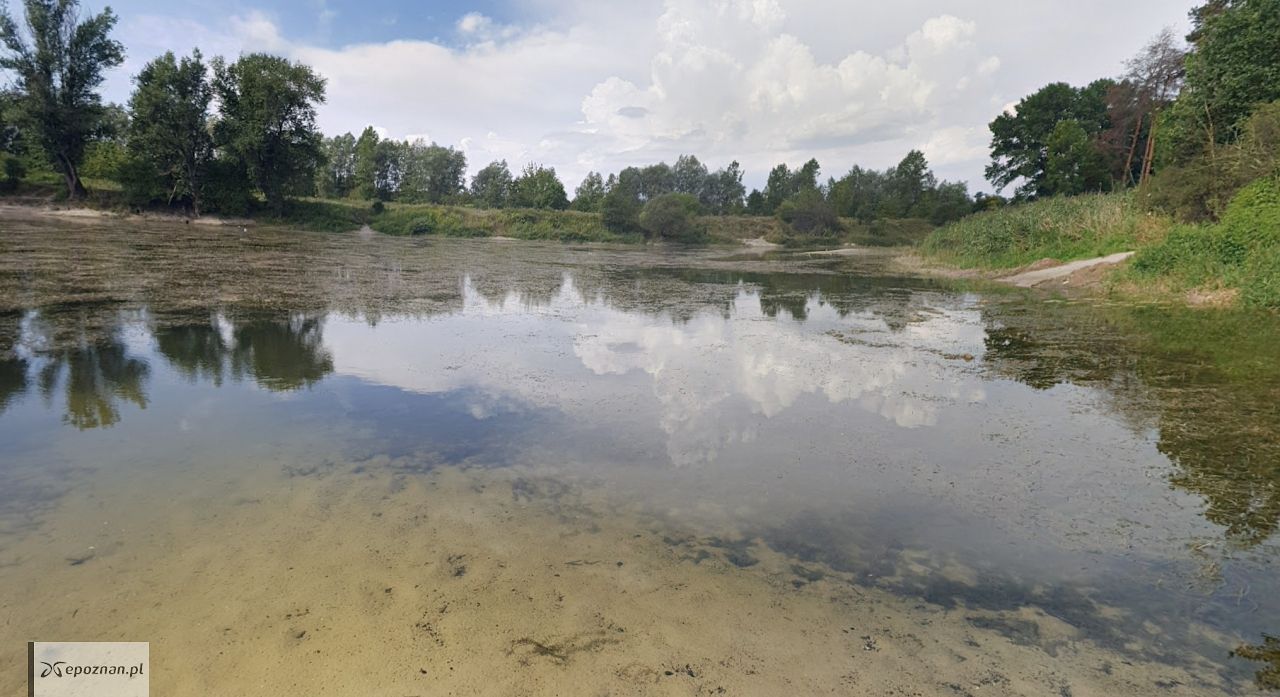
xmin=1 ymin=212 xmax=1278 ymax=695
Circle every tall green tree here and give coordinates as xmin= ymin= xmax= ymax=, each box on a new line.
xmin=471 ymin=160 xmax=513 ymax=208
xmin=698 ymin=161 xmax=744 ymax=214
xmin=1163 ymin=0 xmax=1280 ymax=161
xmin=126 ymin=50 xmax=213 ymax=213
xmin=317 ymin=132 xmax=357 ymax=198
xmin=352 ymin=126 xmax=380 ymax=199
xmin=1043 ymin=120 xmax=1112 ymax=195
xmin=986 ymin=80 xmax=1115 ymax=199
xmin=399 ymin=140 xmax=465 ymax=204
xmin=672 ymin=154 xmax=707 ymax=197
xmin=510 ymin=163 xmax=568 ymax=210
xmin=571 ymin=171 xmax=605 ymax=212
xmin=601 ymin=168 xmax=643 ymax=231
xmin=882 ymin=150 xmax=936 ymax=217
xmin=0 ymin=0 xmax=124 ymax=198
xmin=211 ymin=53 xmax=326 ymax=214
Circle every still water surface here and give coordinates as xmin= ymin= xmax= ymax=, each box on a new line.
xmin=1 ymin=213 xmax=1278 ymax=695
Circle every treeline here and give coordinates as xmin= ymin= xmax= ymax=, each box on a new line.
xmin=312 ymin=132 xmax=974 ymax=240
xmin=983 ymin=0 xmax=1280 ymax=222
xmin=1 ymin=0 xmax=977 ymax=242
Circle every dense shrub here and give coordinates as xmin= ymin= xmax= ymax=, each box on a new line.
xmin=1144 ymin=101 xmax=1280 ymax=222
xmin=1 ymin=155 xmax=27 ymax=191
xmin=639 ymin=193 xmax=705 ymax=242
xmin=777 ymin=190 xmax=842 ymax=236
xmin=601 ymin=186 xmax=643 ymax=233
xmin=1131 ymin=177 xmax=1280 ymax=307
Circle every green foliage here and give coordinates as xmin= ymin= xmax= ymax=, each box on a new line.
xmin=495 ymin=208 xmax=615 ymax=242
xmin=601 ymin=174 xmax=643 ymax=233
xmin=212 ymin=53 xmax=326 ymax=214
xmin=509 ymin=163 xmax=568 ymax=210
xmin=777 ymin=189 xmax=842 ymax=237
xmin=760 ymin=159 xmax=820 ymax=214
xmin=1145 ymin=100 xmax=1280 ymax=221
xmin=1 ymin=153 xmax=25 ymax=189
xmin=470 ymin=160 xmax=513 ymax=209
xmin=353 ymin=126 xmax=380 ymax=200
xmin=826 ymin=151 xmax=972 ymax=225
xmin=398 ymin=141 xmax=466 ymax=204
xmin=1165 ymin=0 xmax=1280 ymax=160
xmin=317 ymin=132 xmax=356 ymax=198
xmin=923 ymin=192 xmax=1167 ymax=268
xmin=0 ymin=0 xmax=124 ymax=197
xmin=127 ymin=50 xmax=214 ymax=212
xmin=373 ymin=207 xmax=475 ymax=236
xmin=699 ymin=160 xmax=746 ymax=214
xmin=639 ymin=193 xmax=706 ymax=242
xmin=1044 ymin=120 xmax=1112 ymax=196
xmin=571 ymin=171 xmax=605 ymax=212
xmin=200 ymin=157 xmax=254 ymax=216
xmin=986 ymin=80 xmax=1115 ymax=199
xmin=1132 ymin=177 xmax=1280 ymax=307
xmin=80 ymin=139 xmax=125 ymax=181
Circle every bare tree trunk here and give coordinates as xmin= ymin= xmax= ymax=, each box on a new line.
xmin=1139 ymin=111 xmax=1160 ymax=187
xmin=1123 ymin=114 xmax=1145 ymax=187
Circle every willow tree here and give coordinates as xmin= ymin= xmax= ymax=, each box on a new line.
xmin=0 ymin=0 xmax=124 ymax=198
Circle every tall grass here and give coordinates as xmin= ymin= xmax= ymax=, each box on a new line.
xmin=921 ymin=193 xmax=1171 ymax=269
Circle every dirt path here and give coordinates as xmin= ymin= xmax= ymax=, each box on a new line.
xmin=999 ymin=252 xmax=1135 ymax=287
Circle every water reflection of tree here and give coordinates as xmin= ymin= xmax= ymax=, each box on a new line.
xmin=981 ymin=302 xmax=1280 ymax=547
xmin=153 ymin=315 xmax=229 ymax=386
xmin=230 ymin=316 xmax=333 ymax=391
xmin=0 ymin=310 xmax=27 ymax=414
xmin=38 ymin=339 xmax=150 ymax=430
xmin=154 ymin=313 xmax=334 ymax=392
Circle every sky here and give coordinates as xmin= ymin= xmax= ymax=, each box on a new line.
xmin=93 ymin=0 xmax=1197 ymax=194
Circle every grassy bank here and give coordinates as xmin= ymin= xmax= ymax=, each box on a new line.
xmin=920 ymin=193 xmax=1172 ymax=269
xmin=1126 ymin=177 xmax=1280 ymax=308
xmin=919 ymin=181 xmax=1280 ymax=309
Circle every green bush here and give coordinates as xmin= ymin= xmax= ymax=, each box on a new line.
xmin=777 ymin=190 xmax=842 ymax=236
xmin=1 ymin=155 xmax=26 ymax=191
xmin=1131 ymin=177 xmax=1280 ymax=307
xmin=601 ymin=186 xmax=643 ymax=233
xmin=639 ymin=193 xmax=706 ymax=242
xmin=1145 ymin=101 xmax=1280 ymax=222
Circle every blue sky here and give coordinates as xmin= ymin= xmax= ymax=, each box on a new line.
xmin=106 ymin=0 xmax=526 ymax=47
xmin=85 ymin=0 xmax=1196 ymax=192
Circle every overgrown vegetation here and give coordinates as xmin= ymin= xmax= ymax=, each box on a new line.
xmin=1129 ymin=177 xmax=1280 ymax=307
xmin=921 ymin=193 xmax=1171 ymax=268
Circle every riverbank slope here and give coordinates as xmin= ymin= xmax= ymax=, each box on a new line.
xmin=916 ymin=183 xmax=1280 ymax=310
